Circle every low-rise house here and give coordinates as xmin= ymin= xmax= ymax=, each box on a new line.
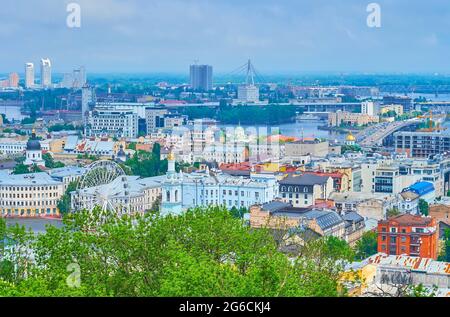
xmin=279 ymin=174 xmax=334 ymax=208
xmin=347 ymin=253 xmax=450 ymax=297
xmin=343 ymin=212 xmax=366 ymax=246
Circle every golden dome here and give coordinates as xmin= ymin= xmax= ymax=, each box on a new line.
xmin=346 ymin=132 xmax=356 ymax=142
xmin=168 ymin=151 xmax=175 ymax=161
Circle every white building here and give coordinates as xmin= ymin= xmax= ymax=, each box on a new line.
xmin=0 ymin=139 xmax=27 ymax=156
xmin=161 ymin=152 xmax=279 ymax=215
xmin=48 ymin=166 xmax=86 ymax=190
xmin=361 ymin=101 xmax=376 ymax=116
xmin=71 ymin=175 xmax=163 ymax=214
xmin=25 ymin=62 xmax=34 ymax=89
xmin=40 ymin=58 xmax=52 ymax=88
xmin=24 ymin=131 xmax=45 ymax=167
xmin=0 ymin=171 xmax=64 ymax=217
xmin=86 ymin=105 xmax=139 ymax=138
xmin=237 ymin=84 xmax=260 ymax=104
xmin=202 ymin=143 xmax=247 ymax=164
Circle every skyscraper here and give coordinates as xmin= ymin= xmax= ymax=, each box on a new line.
xmin=25 ymin=63 xmax=34 ymax=88
xmin=8 ymin=73 xmax=19 ymax=88
xmin=189 ymin=64 xmax=213 ymax=91
xmin=82 ymin=84 xmax=95 ymax=126
xmin=40 ymin=58 xmax=52 ymax=88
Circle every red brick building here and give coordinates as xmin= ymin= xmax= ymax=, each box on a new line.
xmin=377 ymin=214 xmax=439 ymax=259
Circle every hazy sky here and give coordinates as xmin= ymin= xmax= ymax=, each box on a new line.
xmin=1 ymin=0 xmax=450 ymax=74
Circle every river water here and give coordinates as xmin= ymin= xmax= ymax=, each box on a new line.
xmin=5 ymin=218 xmax=64 ymax=234
xmin=219 ymin=120 xmax=346 ymax=142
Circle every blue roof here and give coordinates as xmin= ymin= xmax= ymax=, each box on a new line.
xmin=407 ymin=182 xmax=435 ymax=197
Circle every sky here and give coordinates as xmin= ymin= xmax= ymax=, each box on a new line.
xmin=1 ymin=0 xmax=450 ymax=74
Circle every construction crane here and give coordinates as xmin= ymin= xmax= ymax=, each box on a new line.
xmin=417 ymin=110 xmax=446 ymax=132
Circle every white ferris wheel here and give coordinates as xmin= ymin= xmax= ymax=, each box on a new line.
xmin=75 ymin=160 xmax=131 ymax=217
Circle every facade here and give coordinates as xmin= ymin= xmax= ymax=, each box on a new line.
xmin=86 ymin=105 xmax=139 ymax=138
xmin=25 ymin=63 xmax=34 ymax=88
xmin=328 ymin=111 xmax=379 ymax=127
xmin=0 ymin=139 xmax=27 ymax=155
xmin=380 ymin=104 xmax=404 ymax=116
xmin=285 ymin=139 xmax=329 ymax=158
xmin=8 ymin=73 xmax=19 ymax=88
xmin=279 ymin=174 xmax=334 ymax=208
xmin=161 ymin=153 xmax=279 ymax=215
xmin=202 ymin=143 xmax=247 ymax=165
xmin=383 ymin=95 xmax=413 ymax=113
xmin=395 ymin=131 xmax=450 ymax=158
xmin=40 ymin=58 xmax=52 ymax=88
xmin=237 ymin=84 xmax=260 ymax=104
xmin=361 ymin=101 xmax=376 ymax=116
xmin=81 ymin=85 xmax=95 ymax=125
xmin=429 ymin=202 xmax=450 ymax=225
xmin=189 ymin=64 xmax=213 ymax=91
xmin=145 ymin=107 xmax=168 ymax=133
xmin=0 ymin=171 xmax=64 ymax=217
xmin=377 ymin=214 xmax=439 ymax=259
xmin=71 ymin=175 xmax=163 ymax=214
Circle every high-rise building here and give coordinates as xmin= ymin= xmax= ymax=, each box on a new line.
xmin=25 ymin=63 xmax=34 ymax=88
xmin=73 ymin=66 xmax=87 ymax=89
xmin=383 ymin=95 xmax=414 ymax=113
xmin=40 ymin=58 xmax=52 ymax=88
xmin=8 ymin=73 xmax=19 ymax=88
xmin=189 ymin=64 xmax=213 ymax=91
xmin=82 ymin=85 xmax=95 ymax=126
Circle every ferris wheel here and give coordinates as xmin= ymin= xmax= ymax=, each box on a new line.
xmin=75 ymin=160 xmax=130 ymax=217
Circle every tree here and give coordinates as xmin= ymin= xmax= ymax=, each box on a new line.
xmin=386 ymin=207 xmax=400 ymax=219
xmin=354 ymin=231 xmax=378 ymax=260
xmin=438 ymin=228 xmax=450 ymax=262
xmin=418 ymin=199 xmax=429 ymax=216
xmin=42 ymin=153 xmax=65 ymax=169
xmin=56 ymin=181 xmax=78 ymax=215
xmin=0 ymin=206 xmax=355 ymax=297
xmin=12 ymin=164 xmax=30 ymax=175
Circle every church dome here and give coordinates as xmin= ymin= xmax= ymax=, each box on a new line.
xmin=26 ymin=130 xmax=41 ymax=151
xmin=346 ymin=132 xmax=356 ymax=142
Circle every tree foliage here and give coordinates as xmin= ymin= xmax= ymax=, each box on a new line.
xmin=354 ymin=231 xmax=378 ymax=260
xmin=0 ymin=206 xmax=355 ymax=297
xmin=418 ymin=199 xmax=429 ymax=216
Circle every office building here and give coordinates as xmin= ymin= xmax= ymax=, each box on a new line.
xmin=145 ymin=107 xmax=168 ymax=133
xmin=394 ymin=130 xmax=450 ymax=158
xmin=383 ymin=95 xmax=414 ymax=113
xmin=361 ymin=101 xmax=376 ymax=116
xmin=25 ymin=63 xmax=34 ymax=88
xmin=237 ymin=84 xmax=260 ymax=104
xmin=189 ymin=64 xmax=213 ymax=91
xmin=40 ymin=58 xmax=52 ymax=88
xmin=86 ymin=105 xmax=139 ymax=138
xmin=82 ymin=85 xmax=95 ymax=125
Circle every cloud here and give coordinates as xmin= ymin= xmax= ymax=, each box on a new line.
xmin=0 ymin=0 xmax=449 ymax=73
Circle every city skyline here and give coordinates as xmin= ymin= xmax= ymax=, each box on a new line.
xmin=1 ymin=0 xmax=450 ymax=73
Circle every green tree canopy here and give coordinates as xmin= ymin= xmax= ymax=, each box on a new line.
xmin=0 ymin=206 xmax=356 ymax=297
